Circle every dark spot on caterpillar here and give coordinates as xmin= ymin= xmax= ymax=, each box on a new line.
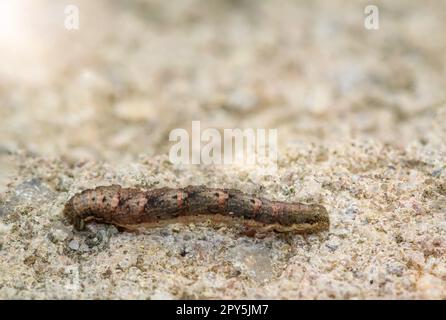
xmin=63 ymin=185 xmax=329 ymax=235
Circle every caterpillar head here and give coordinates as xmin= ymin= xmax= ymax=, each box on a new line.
xmin=63 ymin=197 xmax=86 ymax=230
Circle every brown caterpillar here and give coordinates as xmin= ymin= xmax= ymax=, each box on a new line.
xmin=63 ymin=185 xmax=329 ymax=234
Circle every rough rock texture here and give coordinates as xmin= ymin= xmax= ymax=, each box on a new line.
xmin=0 ymin=0 xmax=445 ymax=299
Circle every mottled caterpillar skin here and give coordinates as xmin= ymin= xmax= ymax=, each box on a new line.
xmin=63 ymin=185 xmax=329 ymax=234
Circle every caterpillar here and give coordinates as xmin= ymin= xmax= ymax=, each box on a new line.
xmin=63 ymin=185 xmax=329 ymax=234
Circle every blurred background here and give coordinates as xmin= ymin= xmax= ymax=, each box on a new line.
xmin=1 ymin=0 xmax=445 ymax=164
xmin=1 ymin=0 xmax=446 ymax=300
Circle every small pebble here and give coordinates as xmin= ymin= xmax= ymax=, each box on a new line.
xmin=49 ymin=228 xmax=70 ymax=243
xmin=68 ymin=239 xmax=80 ymax=251
xmin=85 ymin=232 xmax=103 ymax=247
xmin=431 ymin=167 xmax=443 ymax=178
xmin=386 ymin=263 xmax=405 ymax=276
xmin=183 ymin=234 xmax=191 ymax=241
xmin=325 ymin=241 xmax=339 ymax=252
xmin=107 ymin=225 xmax=119 ymax=236
xmin=0 ymin=223 xmax=11 ymax=235
xmin=345 ymin=205 xmax=359 ymax=216
xmin=79 ymin=243 xmax=90 ymax=252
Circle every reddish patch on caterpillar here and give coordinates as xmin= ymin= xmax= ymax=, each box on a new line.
xmin=271 ymin=203 xmax=281 ymax=216
xmin=177 ymin=191 xmax=184 ymax=209
xmin=252 ymin=198 xmax=262 ymax=216
xmin=217 ymin=191 xmax=229 ymax=209
xmin=111 ymin=193 xmax=120 ymax=210
xmin=63 ymin=185 xmax=329 ymax=234
xmin=138 ymin=197 xmax=147 ymax=214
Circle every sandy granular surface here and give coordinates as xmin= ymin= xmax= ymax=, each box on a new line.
xmin=0 ymin=0 xmax=445 ymax=299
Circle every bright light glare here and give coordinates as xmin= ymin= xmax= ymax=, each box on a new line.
xmin=0 ymin=0 xmax=52 ymax=83
xmin=0 ymin=0 xmax=28 ymax=50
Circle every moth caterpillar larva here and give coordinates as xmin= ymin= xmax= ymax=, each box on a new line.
xmin=63 ymin=185 xmax=329 ymax=234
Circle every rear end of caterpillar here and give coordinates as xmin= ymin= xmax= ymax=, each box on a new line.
xmin=64 ymin=185 xmax=329 ymax=234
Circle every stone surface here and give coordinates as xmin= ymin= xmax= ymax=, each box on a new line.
xmin=0 ymin=0 xmax=445 ymax=299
